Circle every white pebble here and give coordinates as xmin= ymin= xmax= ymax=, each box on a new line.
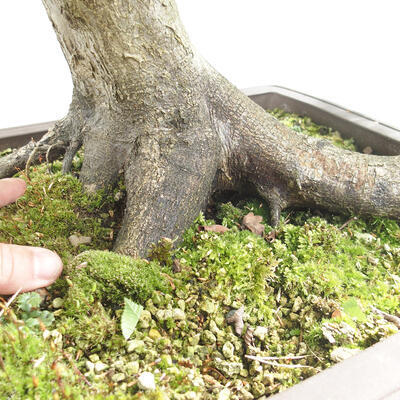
xmin=137 ymin=371 xmax=156 ymax=391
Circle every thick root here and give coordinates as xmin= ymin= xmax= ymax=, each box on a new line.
xmin=114 ymin=128 xmax=220 ymax=257
xmin=0 ymin=128 xmax=67 ymax=179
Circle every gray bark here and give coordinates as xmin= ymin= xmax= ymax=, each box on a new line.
xmin=1 ymin=0 xmax=399 ymax=256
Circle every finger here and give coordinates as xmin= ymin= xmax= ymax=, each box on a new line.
xmin=0 ymin=244 xmax=63 ymax=295
xmin=0 ymin=178 xmax=27 ymax=207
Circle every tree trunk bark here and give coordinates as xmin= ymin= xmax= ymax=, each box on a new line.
xmin=1 ymin=0 xmax=399 ymax=257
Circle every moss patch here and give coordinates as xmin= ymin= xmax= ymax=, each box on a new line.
xmin=0 ymin=159 xmax=120 ymax=264
xmin=1 ymin=113 xmax=399 ymax=399
xmin=268 ymin=108 xmax=358 ymax=151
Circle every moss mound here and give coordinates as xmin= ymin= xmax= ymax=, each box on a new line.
xmin=0 ymin=159 xmax=120 ymax=264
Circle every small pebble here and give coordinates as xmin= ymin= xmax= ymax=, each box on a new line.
xmin=222 ymin=341 xmax=235 ymax=359
xmin=201 ymin=330 xmax=217 ymax=344
xmin=252 ymin=382 xmax=266 ymax=397
xmin=94 ymin=361 xmax=108 ymax=373
xmin=354 ymin=232 xmax=376 ymax=244
xmin=126 ymin=339 xmax=145 ymax=353
xmin=160 ymin=354 xmax=173 ymax=367
xmin=51 ymin=297 xmax=64 ymax=309
xmin=112 ymin=373 xmax=125 ymax=383
xmin=331 ymin=347 xmax=360 ymax=362
xmin=217 ymin=388 xmax=231 ymax=400
xmin=85 ymin=360 xmax=94 ymax=373
xmin=125 ymin=361 xmax=139 ymax=374
xmin=89 ymin=354 xmax=100 ymax=363
xmin=137 ymin=371 xmax=156 ymax=391
xmin=113 ymin=360 xmax=124 ymax=370
xmin=363 ymin=146 xmax=373 ymax=154
xmin=171 ymin=308 xmax=186 ymax=321
xmin=148 ymin=328 xmax=162 ymax=340
xmin=253 ymin=326 xmax=268 ymax=341
xmin=68 ymin=234 xmax=92 ymax=247
xmin=200 ymin=299 xmax=218 ymax=314
xmin=138 ymin=310 xmax=152 ymax=328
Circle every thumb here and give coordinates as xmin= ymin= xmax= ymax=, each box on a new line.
xmin=0 ymin=244 xmax=63 ymax=295
xmin=0 ymin=178 xmax=26 ymax=207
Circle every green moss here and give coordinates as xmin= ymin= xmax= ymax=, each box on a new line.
xmin=268 ymin=108 xmax=358 ymax=151
xmin=64 ymin=250 xmax=169 ymax=312
xmin=0 ymin=312 xmax=87 ymax=398
xmin=274 ymin=214 xmax=400 ymax=310
xmin=176 ymin=213 xmax=277 ymax=317
xmin=55 ymin=250 xmax=169 ymax=351
xmin=0 ymin=148 xmax=12 ymax=157
xmin=149 ymin=237 xmax=175 ymax=267
xmin=0 ymin=161 xmax=119 ymax=265
xmin=216 ymin=202 xmax=245 ymax=228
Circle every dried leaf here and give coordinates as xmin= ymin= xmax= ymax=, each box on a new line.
xmin=265 ymin=230 xmax=276 ymax=242
xmin=226 ymin=306 xmax=244 ymax=335
xmin=200 ymin=225 xmax=229 ymax=234
xmin=178 ymin=360 xmax=194 ymax=368
xmin=242 ymin=212 xmax=265 ymax=236
xmin=172 ymin=259 xmax=182 ymax=273
xmin=331 ymin=309 xmax=344 ymax=319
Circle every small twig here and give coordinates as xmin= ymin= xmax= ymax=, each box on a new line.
xmin=161 ymin=273 xmax=176 ymax=290
xmin=0 ymin=287 xmax=22 ymax=319
xmin=0 ymin=354 xmax=11 ymax=382
xmin=339 ymin=216 xmax=357 ymax=230
xmin=62 ymin=350 xmax=93 ymax=388
xmin=247 ymin=355 xmax=308 ymax=361
xmin=25 ymin=142 xmax=39 ymax=178
xmin=370 ymin=306 xmax=400 ymax=329
xmin=245 ymin=354 xmax=316 ymax=370
xmin=274 ymin=306 xmax=284 ymax=328
xmin=284 ymin=210 xmax=293 ymax=225
xmin=203 ymin=366 xmax=227 ymax=381
xmin=46 ymin=144 xmax=55 ymax=174
xmin=306 ymin=344 xmax=323 ymax=362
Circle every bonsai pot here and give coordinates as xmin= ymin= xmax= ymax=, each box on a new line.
xmin=1 ymin=86 xmax=399 ymax=400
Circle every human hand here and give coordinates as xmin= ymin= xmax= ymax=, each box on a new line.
xmin=0 ymin=178 xmax=63 ymax=295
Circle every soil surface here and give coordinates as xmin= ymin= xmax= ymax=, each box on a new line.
xmin=1 ymin=110 xmax=399 ymax=399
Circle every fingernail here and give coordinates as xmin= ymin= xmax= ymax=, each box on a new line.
xmin=33 ymin=248 xmax=63 ymax=283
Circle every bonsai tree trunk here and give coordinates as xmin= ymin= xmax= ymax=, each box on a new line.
xmin=1 ymin=0 xmax=399 ymax=257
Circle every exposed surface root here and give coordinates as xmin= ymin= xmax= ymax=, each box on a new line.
xmin=0 ymin=128 xmax=67 ymax=179
xmin=62 ymin=139 xmax=83 ymax=174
